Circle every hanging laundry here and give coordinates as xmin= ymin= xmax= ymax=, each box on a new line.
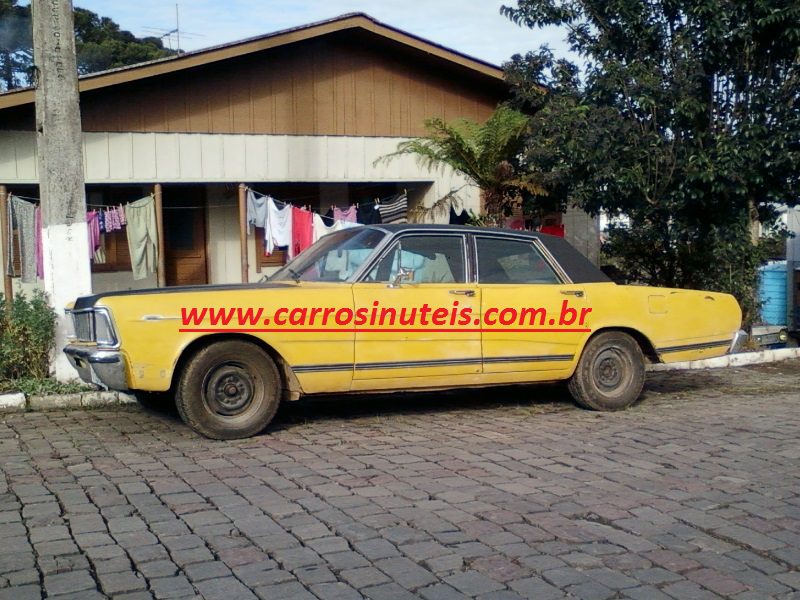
xmin=540 ymin=224 xmax=565 ymax=237
xmin=265 ymin=198 xmax=293 ymax=256
xmin=118 ymin=205 xmax=127 ymax=227
xmin=86 ymin=211 xmax=101 ymax=259
xmin=105 ymin=206 xmax=120 ymax=231
xmin=291 ymin=206 xmax=314 ymax=257
xmin=34 ymin=205 xmax=43 ymax=279
xmin=10 ymin=195 xmax=37 ymax=283
xmin=97 ymin=210 xmax=106 ymax=234
xmin=125 ymin=196 xmax=158 ymax=280
xmin=449 ymin=206 xmax=470 ymax=225
xmin=378 ymin=193 xmax=408 ymax=224
xmin=311 ymin=213 xmax=344 ymax=243
xmin=357 ymin=201 xmax=383 ymax=225
xmin=334 ymin=205 xmax=357 ymax=223
xmin=246 ymin=189 xmax=268 ymax=232
xmin=94 ymin=234 xmax=107 ymax=264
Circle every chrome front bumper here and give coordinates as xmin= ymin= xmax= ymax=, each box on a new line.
xmin=64 ymin=345 xmax=129 ymax=391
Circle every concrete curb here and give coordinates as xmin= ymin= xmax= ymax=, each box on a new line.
xmin=0 ymin=390 xmax=137 ymax=413
xmin=647 ymin=347 xmax=800 ymax=372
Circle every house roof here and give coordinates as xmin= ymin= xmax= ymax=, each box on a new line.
xmin=0 ymin=12 xmax=505 ymax=111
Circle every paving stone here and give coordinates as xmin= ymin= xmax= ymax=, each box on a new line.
xmin=148 ymin=575 xmax=195 ymax=599
xmin=375 ymin=556 xmax=437 ymax=590
xmin=98 ymin=571 xmax=147 ymax=595
xmin=43 ymin=569 xmax=96 ymax=595
xmin=194 ymin=576 xmax=257 ymax=600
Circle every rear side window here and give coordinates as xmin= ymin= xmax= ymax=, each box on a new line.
xmin=476 ymin=237 xmax=560 ymax=284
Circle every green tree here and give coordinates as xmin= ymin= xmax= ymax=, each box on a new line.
xmin=502 ymin=1 xmax=800 ymax=324
xmin=0 ymin=0 xmax=32 ymax=90
xmin=380 ymin=105 xmax=549 ymax=224
xmin=0 ymin=2 xmax=176 ymax=91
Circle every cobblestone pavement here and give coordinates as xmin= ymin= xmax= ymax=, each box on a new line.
xmin=1 ymin=360 xmax=799 ymax=600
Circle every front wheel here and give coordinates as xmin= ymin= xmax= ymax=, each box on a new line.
xmin=175 ymin=340 xmax=280 ymax=439
xmin=568 ymin=331 xmax=645 ymax=411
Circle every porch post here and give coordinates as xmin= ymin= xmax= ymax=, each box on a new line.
xmin=238 ymin=183 xmax=249 ymax=283
xmin=0 ymin=185 xmax=12 ymax=307
xmin=154 ymin=183 xmax=166 ymax=287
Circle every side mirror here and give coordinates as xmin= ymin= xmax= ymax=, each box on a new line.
xmin=388 ymin=267 xmax=414 ymax=288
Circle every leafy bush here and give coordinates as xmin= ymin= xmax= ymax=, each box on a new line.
xmin=0 ymin=290 xmax=57 ymax=381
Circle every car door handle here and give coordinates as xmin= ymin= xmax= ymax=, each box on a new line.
xmin=560 ymin=290 xmax=584 ymax=297
xmin=449 ymin=289 xmax=475 ymax=297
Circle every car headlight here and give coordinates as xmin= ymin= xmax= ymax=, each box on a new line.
xmin=68 ymin=308 xmax=118 ymax=347
xmin=93 ymin=308 xmax=118 ymax=346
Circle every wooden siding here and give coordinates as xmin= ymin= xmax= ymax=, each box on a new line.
xmin=75 ymin=32 xmax=502 ymax=138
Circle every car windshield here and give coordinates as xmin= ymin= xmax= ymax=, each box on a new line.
xmin=269 ymin=227 xmax=388 ymax=282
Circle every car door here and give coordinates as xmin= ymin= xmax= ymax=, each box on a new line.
xmin=476 ymin=235 xmax=591 ymax=375
xmin=351 ymin=233 xmax=482 ymax=386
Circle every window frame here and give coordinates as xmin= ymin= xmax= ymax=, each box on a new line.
xmin=357 ymin=232 xmax=471 ymax=285
xmin=472 ymin=234 xmax=568 ymax=285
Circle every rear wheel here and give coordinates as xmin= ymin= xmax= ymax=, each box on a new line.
xmin=568 ymin=331 xmax=645 ymax=411
xmin=175 ymin=340 xmax=280 ymax=439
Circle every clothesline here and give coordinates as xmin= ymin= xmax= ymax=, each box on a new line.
xmin=248 ymin=187 xmax=410 ymax=209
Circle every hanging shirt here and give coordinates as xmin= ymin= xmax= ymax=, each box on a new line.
xmin=10 ymin=196 xmax=37 ymax=283
xmin=125 ymin=196 xmax=158 ymax=280
xmin=334 ymin=206 xmax=358 ymax=223
xmin=246 ymin=189 xmax=268 ymax=232
xmin=357 ymin=202 xmax=383 ymax=225
xmin=378 ymin=193 xmax=408 ymax=224
xmin=265 ymin=198 xmax=293 ymax=256
xmin=291 ymin=206 xmax=314 ymax=257
xmin=449 ymin=206 xmax=470 ymax=225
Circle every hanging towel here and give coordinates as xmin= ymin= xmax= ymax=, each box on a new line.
xmin=291 ymin=206 xmax=314 ymax=257
xmin=125 ymin=196 xmax=158 ymax=280
xmin=265 ymin=198 xmax=293 ymax=256
xmin=34 ymin=205 xmax=43 ymax=279
xmin=334 ymin=206 xmax=357 ymax=223
xmin=10 ymin=196 xmax=37 ymax=283
xmin=246 ymin=189 xmax=268 ymax=232
xmin=94 ymin=234 xmax=107 ymax=264
xmin=378 ymin=193 xmax=408 ymax=224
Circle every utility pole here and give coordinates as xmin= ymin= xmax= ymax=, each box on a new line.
xmin=32 ymin=0 xmax=92 ymax=380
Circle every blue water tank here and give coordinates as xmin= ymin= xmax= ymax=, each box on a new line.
xmin=759 ymin=261 xmax=787 ymax=326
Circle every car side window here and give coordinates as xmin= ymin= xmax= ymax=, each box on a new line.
xmin=367 ymin=235 xmax=466 ymax=284
xmin=476 ymin=237 xmax=560 ymax=284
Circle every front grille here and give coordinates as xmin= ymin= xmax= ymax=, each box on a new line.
xmin=72 ymin=311 xmax=94 ymax=342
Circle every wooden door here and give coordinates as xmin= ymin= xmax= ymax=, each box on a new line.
xmin=164 ymin=186 xmax=207 ymax=286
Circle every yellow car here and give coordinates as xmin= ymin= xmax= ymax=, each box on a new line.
xmin=65 ymin=224 xmax=742 ymax=439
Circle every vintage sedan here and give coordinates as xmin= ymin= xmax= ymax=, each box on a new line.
xmin=65 ymin=224 xmax=742 ymax=439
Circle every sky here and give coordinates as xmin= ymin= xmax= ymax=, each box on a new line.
xmin=66 ymin=0 xmax=572 ymax=67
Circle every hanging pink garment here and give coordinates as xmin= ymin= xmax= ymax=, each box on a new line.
xmin=334 ymin=206 xmax=357 ymax=222
xmin=86 ymin=211 xmax=101 ymax=258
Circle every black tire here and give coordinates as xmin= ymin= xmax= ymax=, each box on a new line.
xmin=568 ymin=331 xmax=645 ymax=411
xmin=175 ymin=340 xmax=280 ymax=440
